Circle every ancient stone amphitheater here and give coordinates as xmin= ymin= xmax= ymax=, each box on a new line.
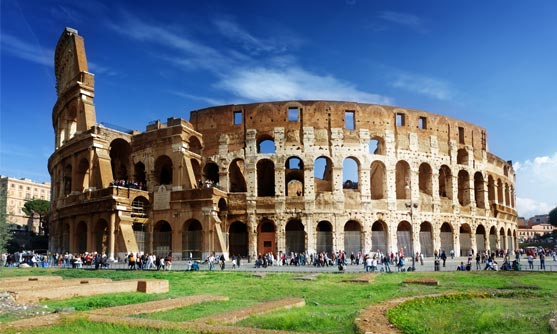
xmin=48 ymin=28 xmax=517 ymax=262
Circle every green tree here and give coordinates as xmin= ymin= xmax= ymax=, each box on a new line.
xmin=22 ymin=199 xmax=50 ymax=236
xmin=549 ymin=205 xmax=557 ymax=227
xmin=0 ymin=191 xmax=10 ymax=254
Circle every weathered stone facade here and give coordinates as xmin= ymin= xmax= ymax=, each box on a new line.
xmin=48 ymin=28 xmax=518 ymax=261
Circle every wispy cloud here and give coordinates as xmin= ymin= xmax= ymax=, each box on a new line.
xmin=170 ymin=91 xmax=228 ymax=107
xmin=378 ymin=11 xmax=427 ymax=33
xmin=514 ymin=152 xmax=557 ymax=218
xmin=391 ymin=72 xmax=454 ymax=101
xmin=0 ymin=32 xmax=52 ymax=67
xmin=109 ymin=14 xmax=392 ymax=105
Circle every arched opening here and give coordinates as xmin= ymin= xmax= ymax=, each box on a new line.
xmin=76 ymin=158 xmax=89 ymax=191
xmin=257 ymin=159 xmax=275 ymax=197
xmin=395 ymin=161 xmax=411 ymax=199
xmin=153 ymin=221 xmax=172 ymax=257
xmin=285 ymin=219 xmax=305 ymax=253
xmin=369 ymin=137 xmax=385 ymax=155
xmin=217 ymin=198 xmax=227 ymax=221
xmin=93 ymin=219 xmax=108 ymax=254
xmin=134 ymin=162 xmax=146 ymax=189
xmin=257 ymin=136 xmax=275 ymax=154
xmin=132 ymin=222 xmax=146 ymax=253
xmin=497 ymin=179 xmax=504 ymax=204
xmin=76 ymin=221 xmax=87 ymax=254
xmin=62 ymin=223 xmax=70 ymax=253
xmin=189 ymin=136 xmax=202 ymax=155
xmin=316 ymin=221 xmax=333 ymax=254
xmin=370 ymin=161 xmax=386 ymax=200
xmin=457 ymin=148 xmax=468 ymax=165
xmin=476 ymin=225 xmax=486 ymax=254
xmin=458 ymin=170 xmax=470 ymax=206
xmin=507 ymin=228 xmax=513 ymax=252
xmin=182 ymin=220 xmax=202 ymax=259
xmin=439 ymin=165 xmax=453 ymax=199
xmin=110 ymin=139 xmax=131 ymax=181
xmin=285 ymin=157 xmax=304 ymax=196
xmin=229 ymin=159 xmax=247 ymax=192
xmin=63 ymin=164 xmax=72 ymax=195
xmin=258 ymin=219 xmax=276 ymax=256
xmin=487 ymin=175 xmax=495 ymax=202
xmin=344 ymin=221 xmax=362 ymax=255
xmin=204 ymin=162 xmax=220 ymax=186
xmin=397 ymin=221 xmax=412 ymax=256
xmin=489 ymin=226 xmax=497 ymax=251
xmin=342 ymin=157 xmax=359 ymax=190
xmin=418 ymin=163 xmax=432 ymax=196
xmin=229 ymin=221 xmax=248 ymax=257
xmin=131 ymin=196 xmax=149 ymax=218
xmin=440 ymin=223 xmax=453 ymax=253
xmin=459 ymin=224 xmax=472 ymax=256
xmin=154 ymin=155 xmax=173 ymax=186
xmin=371 ymin=221 xmax=388 ymax=254
xmin=419 ymin=222 xmax=433 ymax=257
xmin=474 ymin=172 xmax=485 ymax=208
xmin=500 ymin=227 xmax=506 ymax=250
xmin=314 ymin=156 xmax=333 ymax=192
xmin=504 ymin=183 xmax=510 ymax=207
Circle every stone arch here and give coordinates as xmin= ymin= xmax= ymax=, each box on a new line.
xmin=285 ymin=219 xmax=305 ymax=253
xmin=131 ymin=196 xmax=149 ymax=218
xmin=440 ymin=222 xmax=453 ymax=253
xmin=458 ymin=170 xmax=470 ymax=206
xmin=286 ymin=156 xmax=304 ymax=196
xmin=93 ymin=219 xmax=108 ymax=254
xmin=229 ymin=221 xmax=249 ymax=257
xmin=439 ymin=165 xmax=453 ymax=199
xmin=497 ymin=178 xmax=504 ymax=204
xmin=76 ymin=221 xmax=87 ymax=254
xmin=182 ymin=219 xmax=202 ymax=259
xmin=369 ymin=136 xmax=386 ymax=155
xmin=397 ymin=221 xmax=413 ymax=256
xmin=257 ymin=134 xmax=275 ymax=154
xmin=489 ymin=226 xmax=497 ymax=251
xmin=229 ymin=159 xmax=247 ymax=192
xmin=476 ymin=224 xmax=486 ymax=253
xmin=487 ymin=175 xmax=495 ymax=202
xmin=134 ymin=162 xmax=146 ymax=188
xmin=457 ymin=148 xmax=468 ymax=165
xmin=371 ymin=220 xmax=388 ymax=254
xmin=370 ymin=161 xmax=386 ymax=199
xmin=507 ymin=228 xmax=513 ymax=252
xmin=61 ymin=222 xmax=70 ymax=253
xmin=153 ymin=220 xmax=172 ymax=257
xmin=418 ymin=163 xmax=433 ymax=196
xmin=504 ymin=183 xmax=510 ymax=207
xmin=132 ymin=222 xmax=146 ymax=253
xmin=343 ymin=157 xmax=360 ymax=190
xmin=316 ymin=221 xmax=333 ymax=254
xmin=63 ymin=163 xmax=72 ymax=195
xmin=203 ymin=161 xmax=219 ymax=186
xmin=474 ymin=172 xmax=485 ymax=208
xmin=314 ymin=156 xmax=333 ymax=192
xmin=419 ymin=221 xmax=434 ymax=257
xmin=257 ymin=159 xmax=275 ymax=197
xmin=189 ymin=136 xmax=202 ymax=155
xmin=217 ymin=198 xmax=228 ymax=221
xmin=110 ymin=138 xmax=131 ymax=181
xmin=499 ymin=227 xmax=506 ymax=250
xmin=395 ymin=160 xmax=411 ymax=200
xmin=76 ymin=158 xmax=90 ymax=191
xmin=344 ymin=220 xmax=362 ymax=254
xmin=258 ymin=218 xmax=276 ymax=256
xmin=154 ymin=155 xmax=173 ymax=186
xmin=459 ymin=224 xmax=472 ymax=256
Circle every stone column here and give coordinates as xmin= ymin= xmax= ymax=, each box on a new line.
xmin=108 ymin=213 xmax=116 ymax=261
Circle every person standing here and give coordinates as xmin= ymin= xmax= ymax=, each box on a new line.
xmin=540 ymin=252 xmax=546 ymax=270
xmin=440 ymin=250 xmax=447 ymax=267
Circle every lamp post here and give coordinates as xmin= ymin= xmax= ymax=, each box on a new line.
xmin=405 ymin=177 xmax=417 ymax=272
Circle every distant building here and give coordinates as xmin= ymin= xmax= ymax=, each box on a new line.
xmin=0 ymin=175 xmax=51 ymax=233
xmin=517 ymin=214 xmax=554 ymax=242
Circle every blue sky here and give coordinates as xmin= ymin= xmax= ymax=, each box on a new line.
xmin=1 ymin=0 xmax=556 ymax=218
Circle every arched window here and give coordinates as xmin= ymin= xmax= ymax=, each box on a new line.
xmin=474 ymin=172 xmax=485 ymax=208
xmin=395 ymin=161 xmax=411 ymax=200
xmin=257 ymin=159 xmax=275 ymax=197
xmin=286 ymin=157 xmax=304 ymax=196
xmin=314 ymin=156 xmax=333 ymax=192
xmin=439 ymin=165 xmax=452 ymax=199
xmin=369 ymin=137 xmax=385 ymax=155
xmin=154 ymin=155 xmax=173 ymax=186
xmin=229 ymin=159 xmax=247 ymax=192
xmin=110 ymin=138 xmax=131 ymax=181
xmin=458 ymin=170 xmax=470 ymax=206
xmin=370 ymin=161 xmax=386 ymax=199
xmin=343 ymin=158 xmax=359 ymax=190
xmin=257 ymin=136 xmax=275 ymax=154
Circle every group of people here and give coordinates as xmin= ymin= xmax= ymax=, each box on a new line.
xmin=126 ymin=252 xmax=172 ymax=270
xmin=110 ymin=179 xmax=146 ymax=190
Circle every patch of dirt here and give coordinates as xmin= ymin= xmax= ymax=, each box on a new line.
xmin=403 ymin=278 xmax=439 ymax=286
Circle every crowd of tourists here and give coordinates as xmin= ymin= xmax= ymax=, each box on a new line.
xmin=110 ymin=179 xmax=146 ymax=190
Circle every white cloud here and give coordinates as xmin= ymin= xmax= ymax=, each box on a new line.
xmin=514 ymin=152 xmax=557 ymax=218
xmin=378 ymin=11 xmax=427 ymax=33
xmin=391 ymin=72 xmax=454 ymax=101
xmin=0 ymin=33 xmax=53 ymax=67
xmin=216 ymin=67 xmax=393 ymax=104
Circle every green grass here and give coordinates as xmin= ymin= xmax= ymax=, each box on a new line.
xmin=1 ymin=269 xmax=556 ymax=334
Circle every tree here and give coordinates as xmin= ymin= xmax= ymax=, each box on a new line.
xmin=0 ymin=192 xmax=10 ymax=253
xmin=22 ymin=199 xmax=50 ymax=236
xmin=550 ymin=205 xmax=557 ymax=227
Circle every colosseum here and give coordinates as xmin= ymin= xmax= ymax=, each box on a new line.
xmin=48 ymin=28 xmax=518 ymax=262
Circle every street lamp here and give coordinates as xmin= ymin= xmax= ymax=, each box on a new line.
xmin=405 ymin=177 xmax=418 ymax=272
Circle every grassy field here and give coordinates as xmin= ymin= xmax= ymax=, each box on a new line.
xmin=1 ymin=268 xmax=555 ymax=334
